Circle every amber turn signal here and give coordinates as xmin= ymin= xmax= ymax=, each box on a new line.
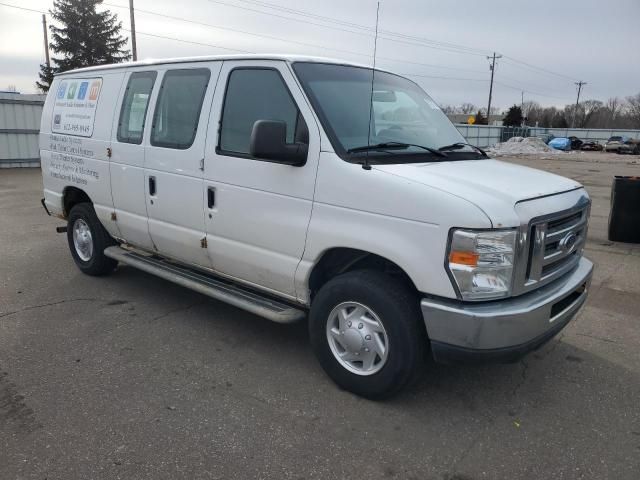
xmin=449 ymin=250 xmax=479 ymax=266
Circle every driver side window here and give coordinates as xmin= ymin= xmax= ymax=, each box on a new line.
xmin=218 ymin=68 xmax=307 ymax=156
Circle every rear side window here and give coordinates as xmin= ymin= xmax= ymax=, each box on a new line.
xmin=117 ymin=71 xmax=156 ymax=144
xmin=151 ymin=68 xmax=210 ymax=149
xmin=219 ymin=68 xmax=300 ymax=155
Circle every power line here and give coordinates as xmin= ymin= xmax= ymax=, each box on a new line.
xmin=229 ymin=0 xmax=493 ymax=56
xmin=376 ymin=34 xmax=490 ymax=58
xmin=380 ymin=57 xmax=486 ymax=75
xmin=205 ymin=0 xmax=493 ymax=58
xmin=402 ymin=73 xmax=487 ymax=82
xmin=206 ymin=0 xmax=373 ymax=37
xmin=501 ymin=55 xmax=578 ymax=82
xmin=104 ymin=2 xmax=373 ymax=59
xmin=3 ymin=0 xmax=581 ymax=105
xmin=494 ymin=80 xmax=570 ymax=100
xmin=108 ymin=0 xmax=576 ymax=86
xmin=115 ymin=2 xmax=565 ymax=101
xmin=0 ymin=2 xmax=51 ymax=68
xmin=214 ymin=0 xmax=582 ymax=83
xmin=2 ymin=0 xmax=580 ymax=87
xmin=106 ymin=2 xmax=493 ymax=74
xmin=0 ymin=1 xmax=44 ymax=14
xmin=497 ymin=73 xmax=573 ymax=98
xmin=123 ymin=29 xmax=254 ymax=53
xmin=232 ymin=0 xmax=372 ymax=32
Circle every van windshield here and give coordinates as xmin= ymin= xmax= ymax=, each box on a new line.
xmin=293 ymin=62 xmax=481 ymax=163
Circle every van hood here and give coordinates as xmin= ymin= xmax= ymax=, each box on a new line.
xmin=373 ymin=158 xmax=582 ymax=227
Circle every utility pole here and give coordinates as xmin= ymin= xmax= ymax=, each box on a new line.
xmin=129 ymin=0 xmax=137 ymax=61
xmin=42 ymin=14 xmax=50 ymax=68
xmin=571 ymin=81 xmax=587 ymax=128
xmin=486 ymin=52 xmax=502 ymax=125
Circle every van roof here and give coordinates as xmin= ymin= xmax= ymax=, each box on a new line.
xmin=56 ymin=54 xmax=378 ymax=76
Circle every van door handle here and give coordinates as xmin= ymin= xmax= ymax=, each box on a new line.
xmin=207 ymin=186 xmax=215 ymax=208
xmin=149 ymin=176 xmax=156 ymax=196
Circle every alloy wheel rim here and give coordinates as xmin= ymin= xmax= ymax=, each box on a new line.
xmin=326 ymin=301 xmax=389 ymax=376
xmin=72 ymin=218 xmax=93 ymax=262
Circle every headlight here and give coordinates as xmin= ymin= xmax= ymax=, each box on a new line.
xmin=446 ymin=229 xmax=517 ymax=301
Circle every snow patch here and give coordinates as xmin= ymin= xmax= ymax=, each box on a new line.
xmin=488 ymin=136 xmax=564 ymax=156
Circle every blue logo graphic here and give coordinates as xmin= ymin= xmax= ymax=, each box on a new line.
xmin=57 ymin=82 xmax=67 ymax=99
xmin=77 ymin=81 xmax=89 ymax=100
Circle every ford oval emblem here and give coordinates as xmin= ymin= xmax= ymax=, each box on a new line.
xmin=560 ymin=232 xmax=578 ymax=252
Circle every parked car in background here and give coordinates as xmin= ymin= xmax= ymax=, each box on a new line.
xmin=548 ymin=137 xmax=572 ymax=151
xmin=568 ymin=136 xmax=583 ymax=150
xmin=618 ymin=139 xmax=640 ymax=155
xmin=580 ymin=140 xmax=604 ymax=151
xmin=604 ymin=136 xmax=631 ymax=152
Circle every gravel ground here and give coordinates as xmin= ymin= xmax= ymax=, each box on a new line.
xmin=1 ymin=151 xmax=639 ymax=479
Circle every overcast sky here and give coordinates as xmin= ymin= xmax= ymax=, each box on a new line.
xmin=1 ymin=0 xmax=639 ymax=110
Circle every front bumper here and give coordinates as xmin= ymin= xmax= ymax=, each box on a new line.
xmin=421 ymin=257 xmax=593 ymax=363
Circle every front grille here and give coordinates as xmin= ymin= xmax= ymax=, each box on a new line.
xmin=524 ymin=206 xmax=588 ymax=289
xmin=547 ymin=211 xmax=582 ymax=231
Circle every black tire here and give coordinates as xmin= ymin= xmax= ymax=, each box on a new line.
xmin=66 ymin=203 xmax=117 ymax=276
xmin=308 ymin=270 xmax=425 ymax=399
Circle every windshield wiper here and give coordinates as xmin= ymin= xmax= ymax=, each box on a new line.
xmin=347 ymin=142 xmax=448 ymax=157
xmin=438 ymin=142 xmax=488 ymax=157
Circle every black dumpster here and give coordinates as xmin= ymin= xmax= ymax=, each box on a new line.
xmin=608 ymin=176 xmax=640 ymax=243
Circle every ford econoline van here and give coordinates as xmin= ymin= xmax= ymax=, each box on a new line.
xmin=40 ymin=55 xmax=593 ymax=398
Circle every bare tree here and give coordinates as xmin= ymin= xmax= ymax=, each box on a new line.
xmin=580 ymin=99 xmax=603 ymax=128
xmin=521 ymin=101 xmax=536 ymax=117
xmin=440 ymin=104 xmax=456 ymax=115
xmin=626 ymin=93 xmax=640 ymax=128
xmin=458 ymin=103 xmax=477 ymax=115
xmin=605 ymin=97 xmax=624 ymax=122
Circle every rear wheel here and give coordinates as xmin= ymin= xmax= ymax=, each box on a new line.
xmin=66 ymin=203 xmax=117 ymax=276
xmin=309 ymin=270 xmax=424 ymax=399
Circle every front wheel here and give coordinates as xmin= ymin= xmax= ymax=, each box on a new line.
xmin=309 ymin=270 xmax=425 ymax=399
xmin=66 ymin=203 xmax=117 ymax=276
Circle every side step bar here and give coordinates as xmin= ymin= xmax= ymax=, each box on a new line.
xmin=104 ymin=246 xmax=306 ymax=324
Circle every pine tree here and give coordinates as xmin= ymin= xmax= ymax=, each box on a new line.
xmin=474 ymin=110 xmax=487 ymax=125
xmin=37 ymin=0 xmax=130 ymax=92
xmin=503 ymin=105 xmax=523 ymax=127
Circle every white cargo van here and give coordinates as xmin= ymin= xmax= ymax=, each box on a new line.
xmin=40 ymin=55 xmax=593 ymax=398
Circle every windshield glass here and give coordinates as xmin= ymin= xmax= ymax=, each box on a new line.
xmin=293 ymin=62 xmax=477 ymax=162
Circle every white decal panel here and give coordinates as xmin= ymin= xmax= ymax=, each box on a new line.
xmin=51 ymin=78 xmax=102 ymax=137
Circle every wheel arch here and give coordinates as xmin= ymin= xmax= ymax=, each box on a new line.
xmin=62 ymin=186 xmax=92 ymax=217
xmin=307 ymin=247 xmax=419 ymax=302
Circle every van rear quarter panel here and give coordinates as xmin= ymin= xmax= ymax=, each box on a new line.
xmin=40 ymin=72 xmax=125 ymax=238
